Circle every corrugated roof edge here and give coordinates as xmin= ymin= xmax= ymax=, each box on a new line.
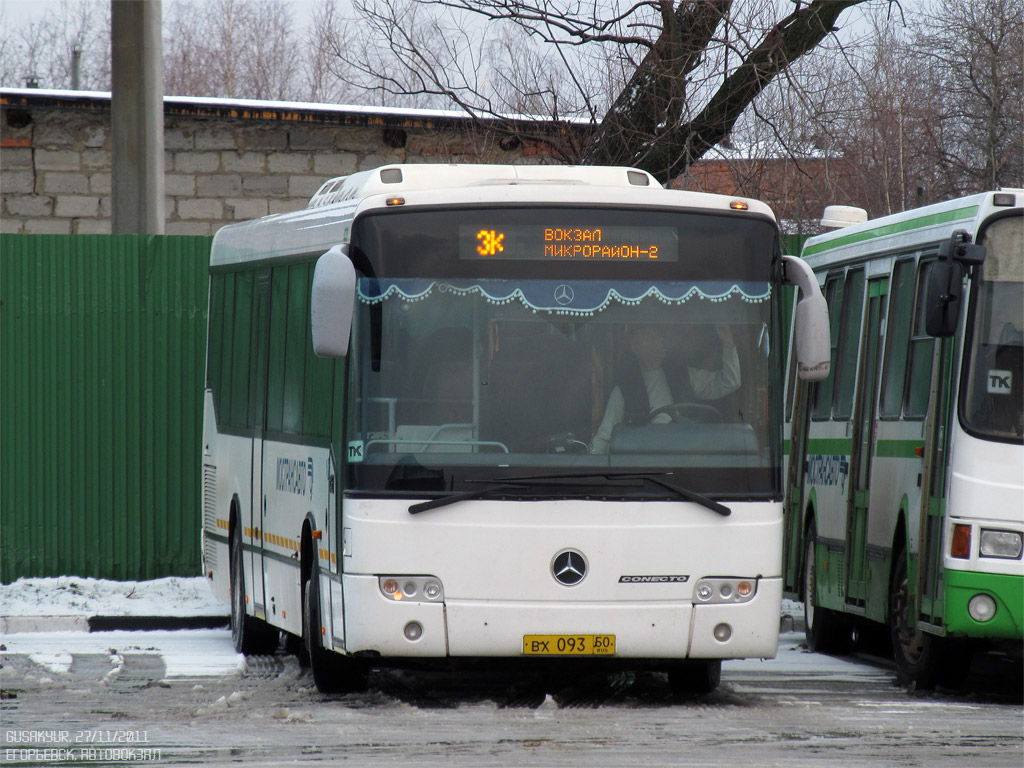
xmin=0 ymin=87 xmax=588 ymax=126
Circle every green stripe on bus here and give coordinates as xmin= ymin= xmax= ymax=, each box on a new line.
xmin=874 ymin=440 xmax=924 ymax=458
xmin=806 ymin=438 xmax=853 ymax=454
xmin=802 ymin=205 xmax=980 ymax=257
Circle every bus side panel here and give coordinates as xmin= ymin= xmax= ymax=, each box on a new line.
xmin=255 ymin=439 xmax=334 ymax=638
xmin=864 ymin=422 xmax=927 ymax=623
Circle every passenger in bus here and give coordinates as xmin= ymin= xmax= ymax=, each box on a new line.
xmin=590 ymin=324 xmax=740 ymax=453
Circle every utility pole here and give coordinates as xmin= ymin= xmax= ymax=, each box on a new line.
xmin=111 ymin=0 xmax=165 ymax=234
xmin=71 ymin=42 xmax=83 ymax=90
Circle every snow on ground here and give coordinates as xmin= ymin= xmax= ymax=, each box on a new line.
xmin=0 ymin=576 xmax=227 ymax=618
xmin=1 ymin=577 xmax=803 ymax=622
xmin=2 ymin=629 xmax=246 ymax=677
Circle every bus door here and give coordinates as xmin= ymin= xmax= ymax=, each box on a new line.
xmin=248 ymin=272 xmax=272 ymax=618
xmin=846 ymin=278 xmax=888 ymax=605
xmin=784 ymin=379 xmax=812 ymax=594
xmin=916 ymin=295 xmax=957 ymax=629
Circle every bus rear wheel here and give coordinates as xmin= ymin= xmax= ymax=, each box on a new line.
xmin=803 ymin=523 xmax=852 ymax=654
xmin=229 ymin=525 xmax=278 ymax=655
xmin=303 ymin=571 xmax=367 ymax=694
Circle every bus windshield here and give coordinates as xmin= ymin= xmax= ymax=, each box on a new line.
xmin=344 ymin=206 xmax=782 ymax=499
xmin=963 ymin=215 xmax=1024 ymax=441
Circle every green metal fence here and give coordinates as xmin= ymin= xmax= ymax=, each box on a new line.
xmin=1 ymin=231 xmax=809 ymax=583
xmin=1 ymin=235 xmax=212 ymax=582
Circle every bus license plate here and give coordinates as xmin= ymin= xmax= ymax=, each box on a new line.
xmin=522 ymin=634 xmax=616 ymax=656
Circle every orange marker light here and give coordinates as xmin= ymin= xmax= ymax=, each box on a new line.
xmin=951 ymin=524 xmax=971 ymax=559
xmin=730 ymin=201 xmax=749 ymax=211
xmin=386 ymin=197 xmax=405 ymax=206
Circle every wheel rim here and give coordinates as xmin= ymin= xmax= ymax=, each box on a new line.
xmin=803 ymin=536 xmax=816 ymax=631
xmin=231 ymin=536 xmax=244 ymax=646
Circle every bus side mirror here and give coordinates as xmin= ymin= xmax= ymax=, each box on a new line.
xmin=783 ymin=255 xmax=831 ymax=382
xmin=924 ymin=229 xmax=982 ymax=338
xmin=311 ymin=244 xmax=356 ymax=358
xmin=924 ymin=260 xmax=964 ymax=338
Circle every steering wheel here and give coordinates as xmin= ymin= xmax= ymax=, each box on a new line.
xmin=648 ymin=402 xmax=723 ymax=424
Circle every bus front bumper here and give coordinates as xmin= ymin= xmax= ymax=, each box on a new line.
xmin=944 ymin=570 xmax=1024 ymax=640
xmin=335 ymin=574 xmax=782 ymax=661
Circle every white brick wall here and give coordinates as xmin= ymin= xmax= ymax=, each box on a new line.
xmin=1 ymin=97 xmax=556 ymax=235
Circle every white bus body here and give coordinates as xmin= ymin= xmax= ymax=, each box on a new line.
xmin=202 ymin=164 xmax=827 ymax=693
xmin=784 ymin=191 xmax=1023 ymax=687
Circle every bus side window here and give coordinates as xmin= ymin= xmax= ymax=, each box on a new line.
xmin=880 ymin=259 xmax=916 ymax=418
xmin=811 ymin=274 xmax=844 ymax=420
xmin=265 ymin=266 xmax=289 ymax=435
xmin=230 ymin=271 xmax=255 ymax=430
xmin=302 ymin=262 xmax=336 ymax=440
xmin=207 ymin=273 xmax=227 ymax=426
xmin=833 ymin=269 xmax=866 ymax=420
xmin=905 ymin=261 xmax=938 ymax=418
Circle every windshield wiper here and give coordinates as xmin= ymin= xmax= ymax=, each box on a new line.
xmin=408 ymin=471 xmax=730 ymax=517
xmin=408 ymin=483 xmax=523 ymax=515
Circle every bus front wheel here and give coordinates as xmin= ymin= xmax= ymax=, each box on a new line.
xmin=803 ymin=524 xmax=852 ymax=653
xmin=303 ymin=571 xmax=367 ymax=694
xmin=668 ymin=659 xmax=721 ymax=696
xmin=889 ymin=547 xmax=941 ymax=688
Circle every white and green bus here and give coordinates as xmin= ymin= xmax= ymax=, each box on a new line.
xmin=201 ymin=164 xmax=830 ymax=694
xmin=784 ymin=191 xmax=1023 ymax=686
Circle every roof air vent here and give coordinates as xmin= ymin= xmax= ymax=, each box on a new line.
xmin=821 ymin=205 xmax=868 ymax=229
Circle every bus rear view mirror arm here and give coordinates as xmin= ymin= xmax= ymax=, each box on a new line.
xmin=782 ymin=255 xmax=831 ymax=382
xmin=311 ymin=244 xmax=357 ymax=358
xmin=925 ymin=231 xmax=984 ymax=338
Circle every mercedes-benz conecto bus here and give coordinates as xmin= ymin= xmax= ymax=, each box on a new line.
xmin=201 ymin=164 xmax=830 ymax=694
xmin=783 ymin=191 xmax=1023 ymax=687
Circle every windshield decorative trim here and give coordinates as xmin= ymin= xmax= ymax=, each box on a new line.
xmin=357 ymin=278 xmax=771 ymax=317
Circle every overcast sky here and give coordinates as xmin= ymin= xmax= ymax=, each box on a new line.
xmin=2 ymin=0 xmax=333 ymax=31
xmin=2 ymin=0 xmax=915 ymax=38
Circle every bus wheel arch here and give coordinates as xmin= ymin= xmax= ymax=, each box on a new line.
xmin=803 ymin=513 xmax=852 ymax=653
xmin=888 ymin=545 xmax=942 ymax=687
xmin=300 ymin=515 xmax=366 ymax=693
xmin=228 ymin=496 xmax=278 ymax=655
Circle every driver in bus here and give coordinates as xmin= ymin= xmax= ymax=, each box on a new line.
xmin=590 ymin=324 xmax=740 ymax=453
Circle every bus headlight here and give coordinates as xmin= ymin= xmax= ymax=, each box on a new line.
xmin=979 ymin=530 xmax=1023 ymax=560
xmin=379 ymin=576 xmax=444 ymax=602
xmin=693 ymin=578 xmax=757 ymax=604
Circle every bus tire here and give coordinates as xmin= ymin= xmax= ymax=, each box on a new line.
xmin=889 ymin=547 xmax=941 ymax=688
xmin=303 ymin=570 xmax=366 ymax=693
xmin=230 ymin=524 xmax=279 ymax=655
xmin=668 ymin=659 xmax=721 ymax=696
xmin=803 ymin=523 xmax=852 ymax=654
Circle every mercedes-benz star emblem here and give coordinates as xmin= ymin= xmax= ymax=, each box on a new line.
xmin=554 ymin=284 xmax=575 ymax=306
xmin=552 ymin=549 xmax=587 ymax=586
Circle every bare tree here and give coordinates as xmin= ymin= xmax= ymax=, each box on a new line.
xmin=164 ymin=0 xmax=301 ymax=99
xmin=341 ymin=0 xmax=887 ymax=182
xmin=914 ymin=0 xmax=1023 ymax=194
xmin=0 ymin=0 xmax=109 ymax=90
xmin=786 ymin=0 xmax=1023 ymax=217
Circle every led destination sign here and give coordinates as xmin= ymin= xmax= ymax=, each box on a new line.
xmin=460 ymin=223 xmax=679 ymax=262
